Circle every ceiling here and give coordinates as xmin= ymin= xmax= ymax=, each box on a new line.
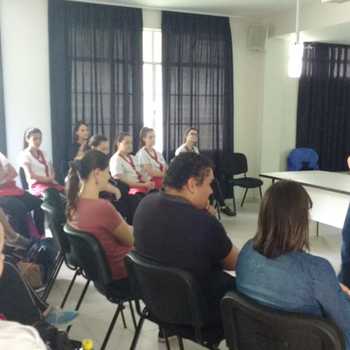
xmin=91 ymin=0 xmax=317 ymax=17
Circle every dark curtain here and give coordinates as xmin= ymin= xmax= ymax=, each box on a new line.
xmin=296 ymin=42 xmax=350 ymax=171
xmin=67 ymin=2 xmax=143 ymax=153
xmin=162 ymin=11 xmax=234 ymax=160
xmin=48 ymin=1 xmax=143 ymax=180
xmin=0 ymin=37 xmax=7 ymax=155
xmin=48 ymin=0 xmax=70 ymax=181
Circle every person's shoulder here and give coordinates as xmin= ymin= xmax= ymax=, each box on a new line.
xmin=175 ymin=144 xmax=185 ymax=155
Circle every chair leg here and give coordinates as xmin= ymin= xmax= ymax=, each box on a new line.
xmin=60 ymin=269 xmax=79 ymax=308
xmin=164 ymin=331 xmax=171 ymax=350
xmin=129 ymin=315 xmax=146 ymax=350
xmin=215 ymin=202 xmax=221 ymax=221
xmin=129 ymin=301 xmax=137 ymax=330
xmin=177 ymin=336 xmax=184 ymax=350
xmin=66 ymin=279 xmax=90 ymax=334
xmin=240 ymin=188 xmax=248 ymax=207
xmin=101 ymin=304 xmax=122 ymax=350
xmin=259 ymin=186 xmax=263 ymax=199
xmin=121 ymin=306 xmax=127 ymax=329
xmin=232 ymin=188 xmax=237 ymax=215
xmin=41 ymin=255 xmax=64 ymax=301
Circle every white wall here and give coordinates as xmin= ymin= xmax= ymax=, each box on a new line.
xmin=260 ymin=39 xmax=299 ymax=173
xmin=0 ymin=0 xmax=52 ymax=166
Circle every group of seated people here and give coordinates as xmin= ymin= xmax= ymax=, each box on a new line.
xmin=2 ymin=121 xmax=350 ymax=349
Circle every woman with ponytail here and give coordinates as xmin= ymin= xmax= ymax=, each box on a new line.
xmin=66 ymin=150 xmax=133 ymax=284
xmin=20 ymin=128 xmax=64 ymax=197
xmin=136 ymin=127 xmax=167 ymax=190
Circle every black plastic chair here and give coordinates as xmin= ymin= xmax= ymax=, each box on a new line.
xmin=125 ymin=251 xmax=224 ymax=350
xmin=41 ymin=189 xmax=84 ymax=307
xmin=64 ymin=224 xmax=137 ymax=350
xmin=223 ymin=153 xmax=263 ymax=214
xmin=19 ymin=166 xmax=29 ymax=190
xmin=221 ymin=290 xmax=345 ymax=350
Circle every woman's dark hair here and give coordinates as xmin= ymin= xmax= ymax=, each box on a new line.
xmin=65 ymin=150 xmax=109 ymax=220
xmin=73 ymin=121 xmax=88 ymax=142
xmin=23 ymin=128 xmax=42 ymax=149
xmin=183 ymin=127 xmax=198 ymax=143
xmin=139 ymin=127 xmax=154 ymax=148
xmin=113 ymin=132 xmax=130 ymax=152
xmin=88 ymin=135 xmax=108 ymax=149
xmin=164 ymin=152 xmax=213 ymax=190
xmin=253 ymin=180 xmax=312 ymax=259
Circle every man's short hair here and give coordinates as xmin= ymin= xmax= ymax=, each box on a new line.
xmin=164 ymin=153 xmax=213 ymax=190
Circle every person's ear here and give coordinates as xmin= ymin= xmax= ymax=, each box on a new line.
xmin=93 ymin=169 xmax=101 ymax=185
xmin=186 ymin=177 xmax=197 ymax=194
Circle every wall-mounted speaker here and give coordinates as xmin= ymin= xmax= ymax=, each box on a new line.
xmin=247 ymin=24 xmax=268 ymax=52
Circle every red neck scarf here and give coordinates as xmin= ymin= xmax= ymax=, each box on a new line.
xmin=31 ymin=149 xmax=49 ymax=177
xmin=119 ymin=154 xmax=144 ymax=182
xmin=144 ymin=148 xmax=164 ymax=172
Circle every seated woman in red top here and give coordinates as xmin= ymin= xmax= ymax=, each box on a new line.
xmin=20 ymin=128 xmax=64 ymax=197
xmin=65 ymin=150 xmax=133 ymax=287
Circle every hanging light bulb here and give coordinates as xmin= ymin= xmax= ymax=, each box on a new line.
xmin=288 ymin=0 xmax=303 ymax=78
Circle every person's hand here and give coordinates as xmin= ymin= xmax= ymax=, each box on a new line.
xmin=145 ymin=181 xmax=155 ymax=191
xmin=340 ymin=283 xmax=350 ymax=297
xmin=206 ymin=202 xmax=217 ymax=216
xmin=114 ymin=188 xmax=122 ymax=201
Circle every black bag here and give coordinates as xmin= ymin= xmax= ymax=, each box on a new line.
xmin=35 ymin=320 xmax=81 ymax=350
xmin=26 ymin=238 xmax=60 ymax=283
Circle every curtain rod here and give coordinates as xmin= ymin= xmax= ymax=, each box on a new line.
xmin=67 ymin=0 xmax=256 ymax=20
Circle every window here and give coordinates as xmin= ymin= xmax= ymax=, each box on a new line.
xmin=143 ymin=29 xmax=163 ymax=151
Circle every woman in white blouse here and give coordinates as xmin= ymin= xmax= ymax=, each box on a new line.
xmin=136 ymin=127 xmax=167 ymax=190
xmin=109 ymin=132 xmax=155 ymax=195
xmin=20 ymin=128 xmax=64 ymax=197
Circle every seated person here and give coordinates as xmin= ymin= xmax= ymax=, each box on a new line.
xmin=66 ymin=150 xmax=133 ymax=291
xmin=0 ymin=222 xmax=78 ymax=349
xmin=133 ymin=152 xmax=239 ymax=327
xmin=339 ymin=203 xmax=350 ymax=288
xmin=236 ymin=180 xmax=350 ymax=350
xmin=175 ymin=127 xmax=234 ymax=217
xmin=69 ymin=121 xmax=90 ymax=161
xmin=0 ymin=151 xmax=44 ymax=237
xmin=20 ymin=128 xmax=64 ymax=197
xmin=136 ymin=127 xmax=167 ymax=190
xmin=110 ymin=132 xmax=155 ymax=195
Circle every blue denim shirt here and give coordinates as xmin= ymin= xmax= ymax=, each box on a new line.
xmin=236 ymin=240 xmax=350 ymax=350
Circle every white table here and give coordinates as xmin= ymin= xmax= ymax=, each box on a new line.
xmin=260 ymin=171 xmax=350 ymax=230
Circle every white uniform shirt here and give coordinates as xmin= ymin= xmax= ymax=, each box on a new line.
xmin=0 ymin=152 xmax=10 ymax=185
xmin=175 ymin=144 xmax=200 ymax=156
xmin=20 ymin=149 xmax=52 ymax=187
xmin=136 ymin=147 xmax=166 ymax=181
xmin=109 ymin=153 xmax=142 ymax=183
xmin=0 ymin=321 xmax=47 ymax=350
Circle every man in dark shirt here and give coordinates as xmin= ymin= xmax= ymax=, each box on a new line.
xmin=133 ymin=152 xmax=239 ymax=326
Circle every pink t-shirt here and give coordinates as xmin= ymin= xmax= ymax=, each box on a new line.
xmin=69 ymin=198 xmax=132 ymax=280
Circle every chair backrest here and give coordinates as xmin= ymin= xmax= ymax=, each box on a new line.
xmin=223 ymin=153 xmax=248 ymax=176
xmin=288 ymin=148 xmax=319 ymax=171
xmin=19 ymin=167 xmax=28 ymax=190
xmin=64 ymin=224 xmax=112 ymax=288
xmin=41 ymin=189 xmax=70 ymax=254
xmin=125 ymin=251 xmax=205 ymax=329
xmin=221 ymin=291 xmax=345 ymax=350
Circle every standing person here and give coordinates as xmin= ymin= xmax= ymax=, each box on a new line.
xmin=136 ymin=127 xmax=167 ymax=190
xmin=236 ymin=180 xmax=350 ymax=350
xmin=69 ymin=121 xmax=90 ymax=161
xmin=133 ymin=153 xmax=239 ymax=333
xmin=20 ymin=128 xmax=64 ymax=197
xmin=66 ymin=150 xmax=133 ymax=290
xmin=0 ymin=152 xmax=44 ymax=237
xmin=175 ymin=127 xmax=235 ymax=217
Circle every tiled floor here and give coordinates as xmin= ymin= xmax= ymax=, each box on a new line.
xmin=47 ymin=200 xmax=343 ymax=349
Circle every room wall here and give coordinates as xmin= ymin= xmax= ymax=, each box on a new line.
xmin=0 ymin=0 xmax=52 ymax=166
xmin=260 ymin=39 xmax=299 ymax=174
